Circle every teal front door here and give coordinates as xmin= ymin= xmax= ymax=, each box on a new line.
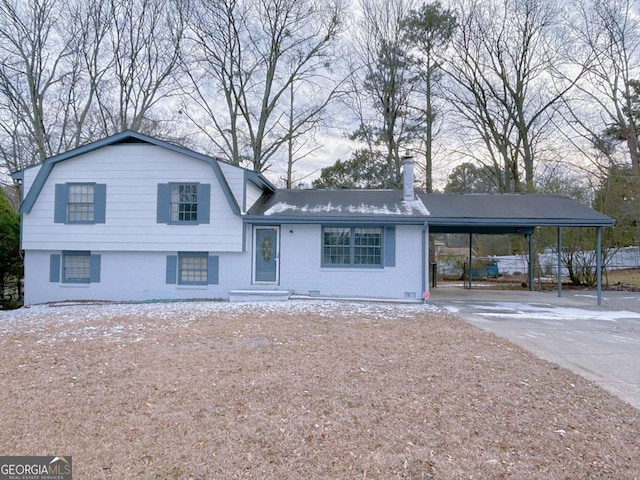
xmin=254 ymin=227 xmax=279 ymax=283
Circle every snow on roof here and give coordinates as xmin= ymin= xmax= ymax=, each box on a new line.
xmin=249 ymin=190 xmax=614 ymax=228
xmin=264 ymin=198 xmax=430 ymax=216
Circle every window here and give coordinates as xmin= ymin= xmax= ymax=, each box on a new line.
xmin=179 ymin=253 xmax=208 ymax=285
xmin=171 ymin=184 xmax=198 ymax=222
xmin=49 ymin=252 xmax=101 ymax=284
xmin=165 ymin=253 xmax=219 ymax=285
xmin=354 ymin=228 xmax=382 ymax=265
xmin=67 ymin=184 xmax=94 ymax=222
xmin=157 ymin=183 xmax=210 ymax=224
xmin=322 ymin=227 xmax=352 ymax=265
xmin=322 ymin=226 xmax=383 ymax=267
xmin=54 ymin=183 xmax=106 ymax=224
xmin=64 ymin=252 xmax=91 ymax=283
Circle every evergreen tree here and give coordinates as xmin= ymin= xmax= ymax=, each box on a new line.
xmin=402 ymin=1 xmax=457 ymax=192
xmin=312 ymin=150 xmax=394 ymax=189
xmin=0 ymin=188 xmax=21 ymax=308
xmin=594 ymin=165 xmax=640 ymax=246
xmin=444 ymin=162 xmax=502 ymax=193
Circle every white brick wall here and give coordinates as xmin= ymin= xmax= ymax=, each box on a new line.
xmin=278 ymin=224 xmax=427 ymax=299
xmin=26 ymin=223 xmax=429 ymax=304
xmin=24 ymin=250 xmax=251 ymax=304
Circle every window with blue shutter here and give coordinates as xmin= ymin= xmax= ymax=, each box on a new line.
xmin=166 ymin=253 xmax=219 ymax=285
xmin=321 ymin=225 xmax=395 ymax=268
xmin=51 ymin=251 xmax=101 ymax=284
xmin=54 ymin=183 xmax=106 ymax=224
xmin=157 ymin=183 xmax=211 ymax=224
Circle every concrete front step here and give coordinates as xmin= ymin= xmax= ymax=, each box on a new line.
xmin=228 ymin=289 xmax=292 ymax=302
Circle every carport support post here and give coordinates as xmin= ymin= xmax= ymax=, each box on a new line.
xmin=468 ymin=233 xmax=473 ymax=289
xmin=557 ymin=227 xmax=562 ymax=298
xmin=597 ymin=227 xmax=602 ymax=306
xmin=527 ymin=234 xmax=533 ymax=291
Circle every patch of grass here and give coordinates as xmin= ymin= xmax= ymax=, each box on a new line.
xmin=0 ymin=303 xmax=638 ymax=479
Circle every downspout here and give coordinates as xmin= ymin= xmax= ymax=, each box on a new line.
xmin=422 ymin=221 xmax=429 ymax=294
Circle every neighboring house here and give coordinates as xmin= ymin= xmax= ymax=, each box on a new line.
xmin=12 ymin=131 xmax=614 ymax=305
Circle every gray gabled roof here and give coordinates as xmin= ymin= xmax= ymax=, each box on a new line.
xmin=17 ymin=130 xmax=274 ymax=215
xmin=246 ymin=189 xmax=614 ymax=233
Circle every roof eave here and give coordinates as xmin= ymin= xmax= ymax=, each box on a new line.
xmin=243 ymin=215 xmax=615 ymax=230
xmin=429 ymin=218 xmax=615 ymax=228
xmin=245 ymin=170 xmax=276 ymax=192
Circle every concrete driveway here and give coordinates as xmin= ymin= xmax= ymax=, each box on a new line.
xmin=429 ymin=288 xmax=640 ymax=410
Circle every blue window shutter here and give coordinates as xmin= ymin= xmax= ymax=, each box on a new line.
xmin=384 ymin=226 xmax=396 ymax=267
xmin=208 ymin=255 xmax=219 ymax=285
xmin=166 ymin=255 xmax=177 ymax=284
xmin=49 ymin=254 xmax=61 ymax=282
xmin=94 ymin=184 xmax=106 ymax=223
xmin=54 ymin=184 xmax=67 ymax=223
xmin=90 ymin=254 xmax=101 ymax=282
xmin=198 ymin=183 xmax=211 ymax=224
xmin=157 ymin=183 xmax=170 ymax=223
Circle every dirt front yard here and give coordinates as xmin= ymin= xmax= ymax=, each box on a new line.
xmin=1 ymin=301 xmax=638 ymax=479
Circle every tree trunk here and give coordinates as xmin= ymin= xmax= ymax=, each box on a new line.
xmin=425 ymin=69 xmax=433 ymax=193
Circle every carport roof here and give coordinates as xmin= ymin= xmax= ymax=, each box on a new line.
xmin=246 ymin=189 xmax=614 ymax=233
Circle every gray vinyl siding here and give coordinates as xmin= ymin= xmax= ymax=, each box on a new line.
xmin=218 ymin=162 xmax=266 ymax=213
xmin=21 ymin=144 xmax=244 ymax=252
xmin=245 ymin=181 xmax=264 ymax=212
xmin=218 ymin=162 xmax=244 ymax=207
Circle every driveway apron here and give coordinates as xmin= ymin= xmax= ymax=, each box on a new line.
xmin=430 ymin=288 xmax=640 ymax=410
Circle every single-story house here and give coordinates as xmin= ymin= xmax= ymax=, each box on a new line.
xmin=12 ymin=131 xmax=614 ymax=305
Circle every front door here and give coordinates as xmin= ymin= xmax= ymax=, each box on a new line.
xmin=254 ymin=226 xmax=279 ymax=284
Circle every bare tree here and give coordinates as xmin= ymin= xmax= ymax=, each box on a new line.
xmin=444 ymin=0 xmax=579 ymax=192
xmin=348 ymin=0 xmax=420 ymax=187
xmin=0 ymin=0 xmax=74 ymax=170
xmin=282 ymin=81 xmax=325 ymax=187
xmin=183 ymin=0 xmax=343 ymax=173
xmin=94 ymin=0 xmax=185 ymax=136
xmin=563 ymin=0 xmax=640 ymax=171
xmin=0 ymin=0 xmax=187 ymax=178
xmin=55 ymin=0 xmax=112 ymax=150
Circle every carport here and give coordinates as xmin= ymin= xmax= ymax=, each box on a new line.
xmin=421 ymin=193 xmax=616 ymax=305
